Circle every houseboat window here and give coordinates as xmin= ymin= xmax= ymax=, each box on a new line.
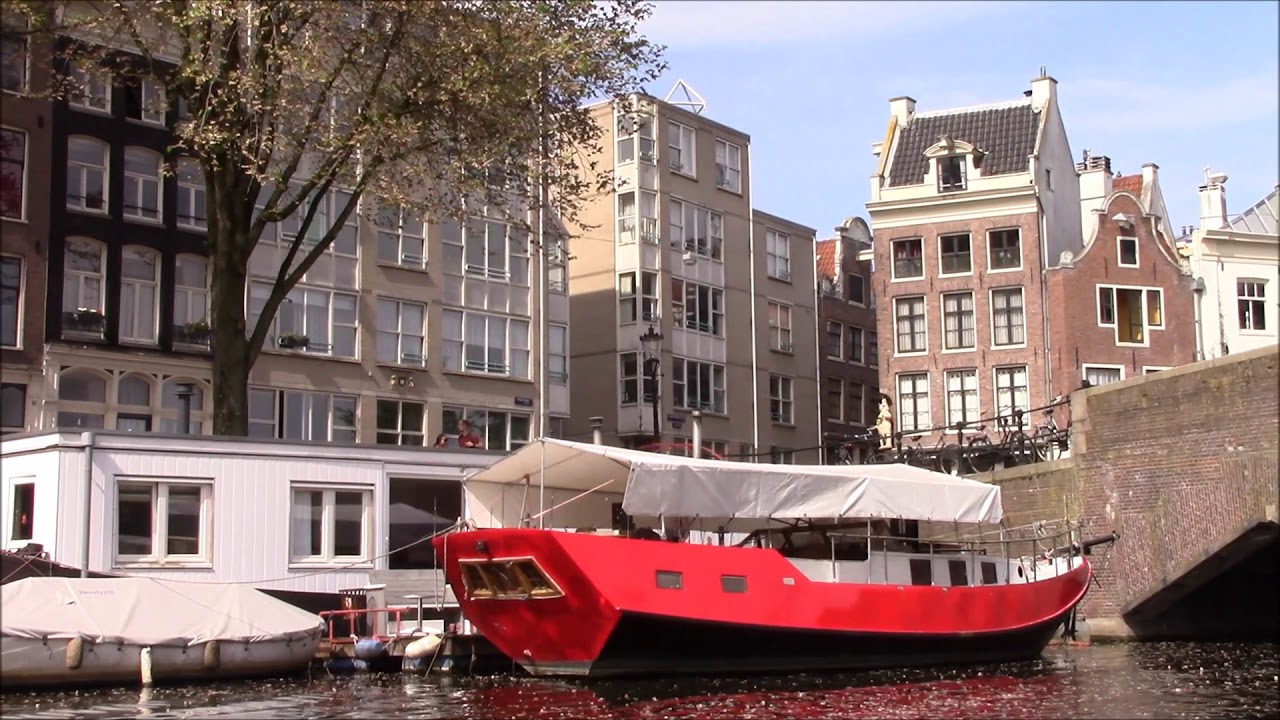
xmin=460 ymin=563 xmax=495 ymax=599
xmin=515 ymin=560 xmax=562 ymax=597
xmin=10 ymin=482 xmax=34 ymax=541
xmin=721 ymin=575 xmax=747 ymax=593
xmin=909 ymin=558 xmax=933 ymax=586
xmin=459 ymin=559 xmax=564 ymax=600
xmin=656 ymin=570 xmax=683 ymax=590
xmin=484 ymin=561 xmax=525 ymax=596
xmin=981 ymin=561 xmax=998 ymax=585
xmin=948 ymin=559 xmax=969 ymax=587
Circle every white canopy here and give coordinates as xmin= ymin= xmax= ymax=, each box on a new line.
xmin=465 ymin=438 xmax=1003 ymax=524
xmin=1 ymin=577 xmax=324 ymax=646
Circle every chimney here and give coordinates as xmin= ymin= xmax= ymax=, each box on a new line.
xmin=889 ymin=96 xmax=916 ymax=126
xmin=1077 ymin=152 xmax=1113 ymax=208
xmin=1198 ymin=168 xmax=1228 ymax=230
xmin=1030 ymin=71 xmax=1057 ymax=113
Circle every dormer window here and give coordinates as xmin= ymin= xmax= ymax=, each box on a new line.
xmin=938 ymin=156 xmax=966 ymax=192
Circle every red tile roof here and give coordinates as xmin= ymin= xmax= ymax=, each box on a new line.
xmin=815 ymin=238 xmax=838 ymax=280
xmin=1113 ymin=174 xmax=1142 ymax=196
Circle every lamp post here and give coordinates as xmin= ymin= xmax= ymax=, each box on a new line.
xmin=639 ymin=325 xmax=663 ymax=444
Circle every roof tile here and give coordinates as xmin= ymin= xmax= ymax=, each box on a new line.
xmin=888 ymin=101 xmax=1040 ymax=187
xmin=815 ymin=239 xmax=838 ymax=280
xmin=1113 ymin=174 xmax=1142 ymax=196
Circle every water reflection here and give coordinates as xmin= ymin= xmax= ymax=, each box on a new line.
xmin=0 ymin=643 xmax=1275 ymax=720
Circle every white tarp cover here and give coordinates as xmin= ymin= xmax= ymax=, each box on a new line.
xmin=1 ymin=577 xmax=324 ymax=646
xmin=465 ymin=439 xmax=1003 ymax=524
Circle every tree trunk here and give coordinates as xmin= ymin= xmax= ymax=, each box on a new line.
xmin=210 ymin=238 xmax=252 ymax=436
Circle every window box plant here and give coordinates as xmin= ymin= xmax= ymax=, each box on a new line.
xmin=278 ymin=333 xmax=310 ymax=349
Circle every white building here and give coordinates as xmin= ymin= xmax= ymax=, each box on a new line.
xmin=1179 ymin=176 xmax=1279 ymax=360
xmin=0 ymin=431 xmax=500 ymax=595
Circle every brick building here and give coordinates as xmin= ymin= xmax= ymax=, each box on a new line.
xmin=815 ymin=217 xmax=879 ymax=462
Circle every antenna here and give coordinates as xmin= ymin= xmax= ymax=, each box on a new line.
xmin=664 ymin=79 xmax=706 ymax=115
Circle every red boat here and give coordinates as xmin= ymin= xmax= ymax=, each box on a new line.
xmin=435 ymin=439 xmax=1111 ymax=678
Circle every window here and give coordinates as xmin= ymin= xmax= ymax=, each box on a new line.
xmin=847 ymin=326 xmax=864 ymax=364
xmin=939 ymin=233 xmax=972 ymax=274
xmin=376 ymin=299 xmax=426 ymax=366
xmin=549 ymin=324 xmax=568 ymax=384
xmin=620 ymin=351 xmax=656 ymax=405
xmin=1238 ymin=280 xmax=1267 ymax=331
xmin=1 ymin=383 xmax=24 ymax=433
xmin=847 ymin=272 xmax=866 ymax=305
xmin=672 ymin=357 xmax=726 ymax=414
xmin=671 ymin=279 xmax=724 ymax=336
xmin=441 ymin=309 xmax=530 ymax=377
xmin=123 ymin=149 xmax=162 ymax=220
xmin=119 ymin=246 xmax=159 ymax=344
xmin=56 ymin=369 xmax=107 ymax=429
xmin=669 ymin=199 xmax=723 ymax=260
xmin=937 ymin=156 xmax=965 ymax=192
xmin=62 ymin=238 xmax=106 ymax=337
xmin=1 ymin=255 xmax=19 ymax=347
xmin=668 ymin=121 xmax=695 ymax=175
xmin=175 ymin=158 xmax=207 ymax=229
xmin=376 ymin=202 xmax=427 ymax=268
xmin=2 ymin=15 xmax=29 ymax=93
xmin=618 ymin=270 xmax=659 ymax=324
xmin=441 ymin=406 xmax=531 ymax=451
xmin=896 ymin=373 xmax=930 ymax=432
xmin=942 ymin=292 xmax=976 ymax=351
xmin=66 ymin=137 xmax=107 ymax=212
xmin=173 ymin=255 xmax=210 ymax=347
xmin=248 ymin=389 xmax=357 ymax=443
xmin=981 ymin=561 xmax=999 ymax=585
xmin=1117 ymin=236 xmax=1138 ymax=267
xmin=892 ymin=238 xmax=923 ymax=279
xmin=909 ymin=558 xmax=933 ymax=586
xmin=656 ymin=570 xmax=683 ymax=589
xmin=276 ymin=188 xmax=361 ymax=260
xmin=767 ymin=301 xmax=792 ymax=351
xmin=250 ymin=281 xmax=359 ymax=358
xmin=769 ymin=374 xmax=793 ymax=424
xmin=115 ymin=374 xmax=153 ymax=432
xmin=617 ymin=189 xmax=659 ymax=245
xmin=159 ymin=378 xmax=207 ymax=434
xmin=715 ymin=139 xmax=740 ymax=192
xmin=766 ymin=230 xmax=790 ymax=280
xmin=68 ymin=63 xmax=111 ymax=113
xmin=868 ymin=331 xmax=878 ymax=367
xmin=826 ymin=378 xmax=843 ymax=422
xmin=948 ymin=559 xmax=969 ymax=586
xmin=124 ymin=76 xmax=165 ymax=124
xmin=825 ymin=321 xmax=842 ymax=358
xmin=945 ymin=369 xmax=979 ymax=426
xmin=994 ymin=366 xmax=1029 ymax=417
xmin=1097 ymin=286 xmax=1162 ymax=345
xmin=991 ymin=288 xmax=1025 ymax=346
xmin=894 ymin=296 xmax=926 ymax=353
xmin=988 ymin=229 xmax=1021 ymax=271
xmin=1 ymin=128 xmax=25 ymax=219
xmin=9 ymin=481 xmax=33 ymax=540
xmin=845 ymin=382 xmax=864 ymax=425
xmin=376 ymin=399 xmax=425 ymax=446
xmin=1143 ymin=366 xmax=1170 ymax=375
xmin=615 ymin=112 xmax=654 ymax=164
xmin=116 ymin=481 xmax=209 ymax=562
xmin=1083 ymin=365 xmax=1123 ymax=387
xmin=721 ymin=575 xmax=747 ymax=593
xmin=290 ymin=487 xmax=371 ymax=563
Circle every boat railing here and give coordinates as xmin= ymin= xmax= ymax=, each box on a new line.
xmin=319 ymin=606 xmax=417 ymax=645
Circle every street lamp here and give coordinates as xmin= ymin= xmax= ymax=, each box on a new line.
xmin=639 ymin=325 xmax=663 ymax=444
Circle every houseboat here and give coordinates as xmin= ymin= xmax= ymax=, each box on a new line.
xmin=436 ymin=439 xmax=1112 ymax=678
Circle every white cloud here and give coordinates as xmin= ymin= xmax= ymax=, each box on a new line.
xmin=639 ymin=0 xmax=1013 ymax=49
xmin=1065 ymin=73 xmax=1280 ymax=132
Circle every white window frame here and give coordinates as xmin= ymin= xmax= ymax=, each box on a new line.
xmin=893 ymin=295 xmax=927 ymax=355
xmin=289 ymin=485 xmax=373 ymax=565
xmin=944 ymin=369 xmax=980 ymax=427
xmin=672 ymin=357 xmax=727 ymax=414
xmin=668 ymin=121 xmax=696 ymax=176
xmin=62 ymin=237 xmax=106 ymax=334
xmin=114 ymin=479 xmax=212 ymax=566
xmin=549 ymin=323 xmax=568 ymax=384
xmin=175 ymin=157 xmax=207 ymax=230
xmin=619 ymin=351 xmax=654 ymax=406
xmin=250 ymin=281 xmax=359 ymax=358
xmin=119 ymin=245 xmax=160 ymax=344
xmin=376 ymin=298 xmax=426 ymax=366
xmin=375 ymin=202 xmax=427 ymax=269
xmin=248 ymin=388 xmax=358 ymax=443
xmin=847 ymin=325 xmax=864 ymax=364
xmin=767 ymin=301 xmax=792 ymax=352
xmin=1117 ymin=235 xmax=1139 ymax=268
xmin=1237 ymin=279 xmax=1268 ymax=332
xmin=458 ymin=213 xmax=528 ymax=284
xmin=441 ymin=308 xmax=530 ymax=378
xmin=891 ymin=237 xmax=924 ymax=280
xmin=941 ymin=291 xmax=976 ymax=352
xmin=68 ymin=63 xmax=111 ymax=114
xmin=987 ymin=228 xmax=1023 ymax=272
xmin=847 ymin=272 xmax=866 ymax=306
xmin=66 ymin=136 xmax=108 ymax=213
xmin=125 ymin=76 xmax=165 ymax=125
xmin=618 ymin=270 xmax=658 ymax=324
xmin=714 ymin=139 xmax=740 ymax=192
xmin=442 ymin=405 xmax=532 ymax=451
xmin=825 ymin=320 xmax=843 ymax=359
xmin=615 ymin=111 xmax=655 ymax=165
xmin=766 ymin=229 xmax=791 ymax=281
xmin=172 ymin=254 xmax=210 ymax=346
xmin=1142 ymin=366 xmax=1170 ymax=374
xmin=937 ymin=155 xmax=966 ymax=192
xmin=123 ymin=147 xmax=162 ymax=222
xmin=1082 ymin=364 xmax=1125 ymax=387
xmin=896 ymin=372 xmax=930 ymax=433
xmin=375 ymin=399 xmax=426 ymax=446
xmin=1 ymin=255 xmax=21 ymax=349
xmin=669 ymin=198 xmax=723 ymax=260
xmin=671 ymin=278 xmax=723 ymax=336
xmin=992 ymin=365 xmax=1030 ymax=419
xmin=938 ymin=232 xmax=973 ymax=276
xmin=768 ymin=374 xmax=793 ymax=425
xmin=990 ymin=287 xmax=1026 ymax=348
xmin=1 ymin=127 xmax=26 ymax=221
xmin=2 ymin=15 xmax=30 ymax=94
xmin=1096 ymin=284 xmax=1163 ymax=347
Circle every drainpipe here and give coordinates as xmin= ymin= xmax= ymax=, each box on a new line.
xmin=80 ymin=431 xmax=96 ymax=578
xmin=745 ymin=144 xmax=761 ymax=457
xmin=691 ymin=410 xmax=703 ymax=458
xmin=1034 ymin=188 xmax=1054 ymax=400
xmin=1192 ymin=279 xmax=1206 ymax=361
xmin=589 ymin=416 xmax=604 ymax=445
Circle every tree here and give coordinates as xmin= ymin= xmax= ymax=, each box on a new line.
xmin=13 ymin=0 xmax=663 ymax=434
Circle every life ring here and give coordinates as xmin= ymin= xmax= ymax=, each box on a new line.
xmin=66 ymin=637 xmax=84 ymax=669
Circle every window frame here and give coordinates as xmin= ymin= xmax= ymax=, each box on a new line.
xmin=250 ymin=281 xmax=360 ymax=358
xmin=66 ymin=136 xmax=109 ymax=214
xmin=375 ymin=398 xmax=425 ymax=446
xmin=847 ymin=325 xmax=864 ymax=364
xmin=1082 ymin=363 xmax=1125 ymax=387
xmin=124 ymin=76 xmax=165 ymax=125
xmin=1096 ymin=284 xmax=1163 ymax=347
xmin=893 ymin=295 xmax=927 ymax=355
xmin=1 ymin=254 xmax=21 ymax=349
xmin=891 ymin=237 xmax=924 ymax=280
xmin=1117 ymin=235 xmax=1139 ymax=268
xmin=172 ymin=254 xmax=211 ymax=348
xmin=441 ymin=308 xmax=530 ymax=378
xmin=375 ymin=202 xmax=428 ymax=270
xmin=992 ymin=365 xmax=1030 ymax=418
xmin=937 ymin=155 xmax=966 ymax=193
xmin=617 ymin=270 xmax=659 ymax=325
xmin=62 ymin=237 xmax=107 ymax=338
xmin=0 ymin=126 xmax=27 ymax=221
xmin=938 ymin=232 xmax=973 ymax=276
xmin=765 ymin=229 xmax=791 ymax=281
xmin=671 ymin=357 xmax=727 ymax=414
xmin=825 ymin=320 xmax=842 ymax=359
xmin=990 ymin=287 xmax=1026 ymax=348
xmin=670 ymin=278 xmax=724 ymax=336
xmin=248 ymin=388 xmax=358 ymax=443
xmin=941 ymin=291 xmax=976 ymax=352
xmin=288 ymin=484 xmax=374 ymax=566
xmin=119 ymin=245 xmax=161 ymax=345
xmin=113 ymin=479 xmax=212 ymax=567
xmin=548 ymin=323 xmax=569 ymax=384
xmin=1 ymin=15 xmax=30 ymax=94
xmin=987 ymin=228 xmax=1022 ymax=272
xmin=441 ymin=405 xmax=532 ymax=451
xmin=767 ymin=300 xmax=793 ymax=352
xmin=667 ymin=121 xmax=696 ymax=177
xmin=825 ymin=377 xmax=843 ymax=422
xmin=714 ymin=139 xmax=741 ymax=192
xmin=1237 ymin=279 xmax=1268 ymax=332
xmin=896 ymin=372 xmax=930 ymax=433
xmin=0 ymin=382 xmax=25 ymax=434
xmin=175 ymin=157 xmax=207 ymax=230
xmin=768 ymin=374 xmax=794 ymax=425
xmin=619 ymin=351 xmax=655 ymax=406
xmin=68 ymin=63 xmax=112 ymax=114
xmin=845 ymin=381 xmax=865 ymax=425
xmin=846 ymin=272 xmax=866 ymax=306
xmin=376 ymin=297 xmax=427 ymax=367
xmin=944 ymin=368 xmax=980 ymax=427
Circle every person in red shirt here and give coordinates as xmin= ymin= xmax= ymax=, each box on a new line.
xmin=456 ymin=419 xmax=483 ymax=449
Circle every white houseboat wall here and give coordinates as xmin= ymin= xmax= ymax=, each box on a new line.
xmin=0 ymin=431 xmax=502 ymax=597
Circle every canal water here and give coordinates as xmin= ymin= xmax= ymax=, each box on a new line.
xmin=2 ymin=642 xmax=1276 ymax=719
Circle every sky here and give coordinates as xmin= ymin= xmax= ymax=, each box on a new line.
xmin=636 ymin=0 xmax=1279 ymax=238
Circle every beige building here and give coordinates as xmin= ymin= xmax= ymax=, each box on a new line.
xmin=563 ymin=91 xmax=821 ymax=462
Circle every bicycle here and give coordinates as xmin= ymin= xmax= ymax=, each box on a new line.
xmin=965 ymin=409 xmax=1040 ymax=472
